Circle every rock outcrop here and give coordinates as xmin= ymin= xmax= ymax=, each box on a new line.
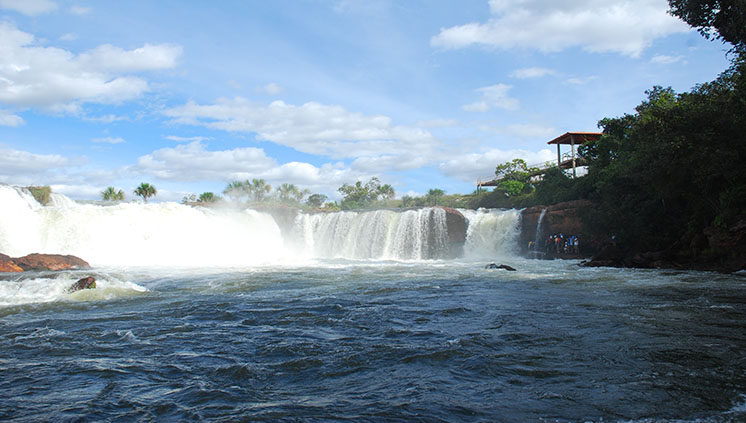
xmin=0 ymin=253 xmax=91 ymax=273
xmin=442 ymin=207 xmax=468 ymax=258
xmin=520 ymin=200 xmax=600 ymax=258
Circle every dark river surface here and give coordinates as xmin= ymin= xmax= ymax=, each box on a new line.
xmin=2 ymin=259 xmax=746 ymax=422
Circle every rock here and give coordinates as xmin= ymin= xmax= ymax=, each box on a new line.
xmin=521 ymin=200 xmax=599 ymax=258
xmin=441 ymin=207 xmax=468 ymax=258
xmin=485 ymin=263 xmax=517 ymax=271
xmin=68 ymin=276 xmax=96 ymax=292
xmin=13 ymin=253 xmax=90 ymax=271
xmin=0 ymin=253 xmax=23 ymax=272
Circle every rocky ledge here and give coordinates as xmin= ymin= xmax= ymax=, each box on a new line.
xmin=0 ymin=253 xmax=91 ymax=272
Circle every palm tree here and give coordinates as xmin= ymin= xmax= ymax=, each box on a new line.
xmin=223 ymin=180 xmax=247 ymax=202
xmin=101 ymin=186 xmax=125 ymax=202
xmin=250 ymin=179 xmax=271 ymax=202
xmin=277 ymin=183 xmax=299 ymax=203
xmin=134 ymin=182 xmax=157 ymax=203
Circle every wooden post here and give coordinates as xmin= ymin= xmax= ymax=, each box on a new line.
xmin=570 ymin=133 xmax=576 ymax=178
xmin=557 ymin=144 xmax=561 ymax=168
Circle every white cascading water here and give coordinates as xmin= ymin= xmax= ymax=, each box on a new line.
xmin=460 ymin=208 xmax=521 ymax=259
xmin=0 ymin=185 xmax=286 ymax=267
xmin=0 ymin=185 xmax=522 ymax=266
xmin=293 ymin=208 xmax=451 ymax=260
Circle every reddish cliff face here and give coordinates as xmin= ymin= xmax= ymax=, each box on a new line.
xmin=520 ymin=200 xmax=600 ymax=257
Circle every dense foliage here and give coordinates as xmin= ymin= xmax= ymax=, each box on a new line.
xmin=337 ymin=177 xmax=395 ymax=210
xmin=668 ymin=0 xmax=746 ymax=53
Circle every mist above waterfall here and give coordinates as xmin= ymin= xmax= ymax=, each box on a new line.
xmin=0 ymin=185 xmax=520 ymax=267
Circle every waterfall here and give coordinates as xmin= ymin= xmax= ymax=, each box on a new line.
xmin=292 ymin=208 xmax=451 ymax=260
xmin=532 ymin=208 xmax=547 ymax=256
xmin=0 ymin=185 xmax=523 ymax=266
xmin=0 ymin=185 xmax=286 ymax=267
xmin=460 ymin=208 xmax=521 ymax=259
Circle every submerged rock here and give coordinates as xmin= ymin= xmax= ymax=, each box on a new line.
xmin=69 ymin=276 xmax=96 ymax=292
xmin=485 ymin=263 xmax=516 ymax=271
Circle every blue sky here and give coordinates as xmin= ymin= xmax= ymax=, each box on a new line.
xmin=0 ymin=0 xmax=733 ymax=202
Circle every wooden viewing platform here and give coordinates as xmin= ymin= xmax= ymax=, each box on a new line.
xmin=477 ymin=131 xmax=602 ymax=189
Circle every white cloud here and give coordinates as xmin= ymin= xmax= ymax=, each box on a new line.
xmin=565 ymin=76 xmax=598 ymax=85
xmin=0 ymin=23 xmax=182 ymax=112
xmin=650 ymin=54 xmax=685 ymax=65
xmin=78 ymin=43 xmax=182 ymax=72
xmin=69 ymin=5 xmax=91 ymax=15
xmin=133 ymin=141 xmax=278 ymax=182
xmin=431 ymin=0 xmax=690 ymax=57
xmin=92 ymin=137 xmax=126 ymax=144
xmin=131 ymin=141 xmax=359 ymax=193
xmin=163 ymin=97 xmax=441 ymax=160
xmin=510 ymin=67 xmax=557 ymax=79
xmin=439 ymin=148 xmax=555 ymax=183
xmin=0 ymin=0 xmax=57 ymax=15
xmin=0 ymin=146 xmax=73 ymax=184
xmin=462 ymin=84 xmax=519 ymax=112
xmin=0 ymin=110 xmax=24 ymax=126
xmin=256 ymin=82 xmax=284 ymax=95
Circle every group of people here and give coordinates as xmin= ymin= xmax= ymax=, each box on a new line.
xmin=528 ymin=234 xmax=581 ymax=255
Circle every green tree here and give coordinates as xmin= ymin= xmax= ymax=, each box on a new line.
xmin=425 ymin=188 xmax=446 ymax=206
xmin=101 ymin=186 xmax=125 ymax=202
xmin=277 ymin=183 xmax=300 ymax=204
xmin=134 ymin=183 xmax=157 ymax=203
xmin=494 ymin=158 xmax=535 ymax=196
xmin=668 ymin=0 xmax=746 ymax=53
xmin=199 ymin=192 xmax=218 ymax=202
xmin=249 ymin=179 xmax=272 ymax=202
xmin=223 ymin=180 xmax=248 ymax=202
xmin=338 ymin=177 xmax=392 ymax=210
xmin=305 ymin=193 xmax=328 ymax=208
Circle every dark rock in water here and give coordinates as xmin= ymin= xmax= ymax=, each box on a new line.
xmin=485 ymin=263 xmax=516 ymax=271
xmin=69 ymin=276 xmax=96 ymax=292
xmin=13 ymin=253 xmax=90 ymax=271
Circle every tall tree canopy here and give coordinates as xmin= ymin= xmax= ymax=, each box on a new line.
xmin=668 ymin=0 xmax=746 ymax=52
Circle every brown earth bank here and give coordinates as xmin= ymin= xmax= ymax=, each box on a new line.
xmin=0 ymin=253 xmax=91 ymax=273
xmin=520 ymin=201 xmax=746 ymax=273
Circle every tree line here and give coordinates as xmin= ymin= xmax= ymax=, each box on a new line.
xmin=475 ymin=0 xmax=746 ymax=254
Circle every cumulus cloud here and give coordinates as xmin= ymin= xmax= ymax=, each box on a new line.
xmin=462 ymin=84 xmax=519 ymax=112
xmin=163 ymin=97 xmax=442 ymax=160
xmin=431 ymin=0 xmax=690 ymax=57
xmin=0 ymin=0 xmax=57 ymax=15
xmin=133 ymin=141 xmax=277 ymax=182
xmin=0 ymin=145 xmax=77 ymax=185
xmin=0 ymin=110 xmax=24 ymax=126
xmin=510 ymin=67 xmax=557 ymax=79
xmin=439 ymin=148 xmax=555 ymax=183
xmin=131 ymin=141 xmax=358 ymax=192
xmin=0 ymin=22 xmax=181 ymax=113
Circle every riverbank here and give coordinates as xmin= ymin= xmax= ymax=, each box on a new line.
xmin=519 ymin=201 xmax=746 ymax=273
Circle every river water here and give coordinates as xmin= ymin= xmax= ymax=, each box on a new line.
xmin=2 ymin=186 xmax=746 ymax=422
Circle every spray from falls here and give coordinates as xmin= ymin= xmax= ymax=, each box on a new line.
xmin=0 ymin=185 xmax=522 ymax=266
